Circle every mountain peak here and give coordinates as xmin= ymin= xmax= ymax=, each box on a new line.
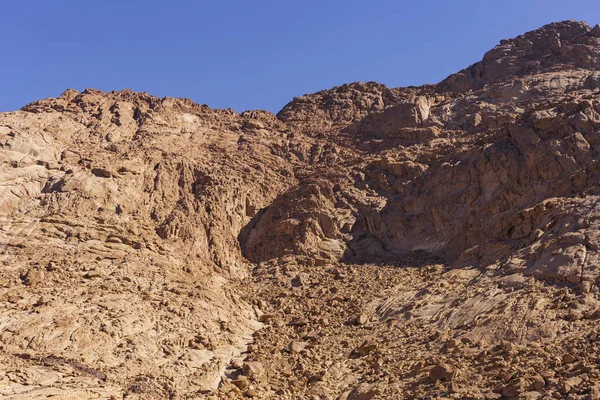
xmin=439 ymin=20 xmax=600 ymax=92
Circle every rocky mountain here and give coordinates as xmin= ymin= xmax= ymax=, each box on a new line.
xmin=2 ymin=20 xmax=600 ymax=399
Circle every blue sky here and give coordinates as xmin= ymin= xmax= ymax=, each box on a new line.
xmin=2 ymin=0 xmax=600 ymax=113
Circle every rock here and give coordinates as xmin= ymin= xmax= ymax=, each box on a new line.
xmin=530 ymin=375 xmax=545 ymax=391
xmin=591 ymin=384 xmax=600 ymax=400
xmin=499 ymin=274 xmax=527 ymax=289
xmin=232 ymin=376 xmax=249 ymax=390
xmin=291 ymin=273 xmax=310 ymax=287
xmin=521 ymin=392 xmax=542 ymax=399
xmin=84 ymin=270 xmax=102 ymax=279
xmin=429 ymin=363 xmax=457 ymax=382
xmin=584 ymin=308 xmax=600 ymax=319
xmin=91 ymin=168 xmax=114 ymax=178
xmin=562 ymin=376 xmax=583 ymax=394
xmin=501 ymin=383 xmax=521 ymax=398
xmin=7 ymin=294 xmax=20 ymax=304
xmin=448 ymin=382 xmax=465 ymax=394
xmin=355 ymin=341 xmax=377 ymax=357
xmin=355 ymin=313 xmax=369 ymax=326
xmin=21 ymin=269 xmax=44 ymax=286
xmin=242 ymin=362 xmax=265 ymax=379
xmin=34 ymin=296 xmax=47 ymax=307
xmin=562 ymin=354 xmax=577 ymax=364
xmin=60 ymin=88 xmax=79 ymax=101
xmin=288 ymin=341 xmax=308 ymax=354
xmin=347 ymin=383 xmax=381 ymax=400
xmin=290 ymin=316 xmax=308 ymax=326
xmin=258 ymin=313 xmax=274 ymax=323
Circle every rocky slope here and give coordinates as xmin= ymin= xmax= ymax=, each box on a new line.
xmin=2 ymin=20 xmax=600 ymax=399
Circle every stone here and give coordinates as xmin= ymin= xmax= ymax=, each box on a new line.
xmin=449 ymin=382 xmax=463 ymax=394
xmin=347 ymin=383 xmax=381 ymax=400
xmin=34 ymin=296 xmax=47 ymax=307
xmin=242 ymin=362 xmax=265 ymax=379
xmin=355 ymin=313 xmax=368 ymax=326
xmin=501 ymin=383 xmax=521 ymax=398
xmin=21 ymin=269 xmax=44 ymax=286
xmin=231 ymin=376 xmax=249 ymax=390
xmin=429 ymin=364 xmax=457 ymax=382
xmin=258 ymin=313 xmax=274 ymax=323
xmin=562 ymin=376 xmax=583 ymax=394
xmin=7 ymin=294 xmax=20 ymax=304
xmin=290 ymin=316 xmax=308 ymax=326
xmin=562 ymin=354 xmax=576 ymax=364
xmin=291 ymin=273 xmax=310 ymax=287
xmin=591 ymin=384 xmax=600 ymax=400
xmin=355 ymin=341 xmax=377 ymax=357
xmin=530 ymin=375 xmax=545 ymax=391
xmin=84 ymin=270 xmax=102 ymax=279
xmin=288 ymin=341 xmax=308 ymax=354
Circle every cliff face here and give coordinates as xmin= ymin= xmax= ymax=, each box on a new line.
xmin=253 ymin=20 xmax=600 ymax=284
xmin=0 ymin=89 xmax=303 ymax=397
xmin=3 ymin=20 xmax=600 ymax=399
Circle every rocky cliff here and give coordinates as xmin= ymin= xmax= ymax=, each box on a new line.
xmin=2 ymin=20 xmax=600 ymax=399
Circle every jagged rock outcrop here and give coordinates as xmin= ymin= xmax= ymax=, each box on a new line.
xmin=243 ymin=21 xmax=600 ymax=287
xmin=439 ymin=20 xmax=600 ymax=92
xmin=0 ymin=89 xmax=302 ymax=399
xmin=277 ymin=82 xmax=412 ymax=135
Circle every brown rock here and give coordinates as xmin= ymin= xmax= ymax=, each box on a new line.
xmin=562 ymin=354 xmax=577 ymax=364
xmin=355 ymin=313 xmax=369 ymax=326
xmin=501 ymin=382 xmax=521 ymax=398
xmin=242 ymin=362 xmax=265 ymax=379
xmin=232 ymin=376 xmax=249 ymax=390
xmin=591 ymin=384 xmax=600 ymax=400
xmin=347 ymin=383 xmax=381 ymax=400
xmin=562 ymin=376 xmax=583 ymax=394
xmin=355 ymin=341 xmax=377 ymax=357
xmin=291 ymin=272 xmax=310 ymax=287
xmin=258 ymin=313 xmax=274 ymax=323
xmin=21 ymin=269 xmax=44 ymax=286
xmin=530 ymin=375 xmax=545 ymax=391
xmin=290 ymin=316 xmax=308 ymax=326
xmin=429 ymin=363 xmax=457 ymax=382
xmin=84 ymin=270 xmax=102 ymax=279
xmin=288 ymin=341 xmax=308 ymax=354
xmin=7 ymin=294 xmax=20 ymax=304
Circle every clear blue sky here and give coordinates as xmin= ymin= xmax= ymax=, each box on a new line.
xmin=1 ymin=0 xmax=600 ymax=113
